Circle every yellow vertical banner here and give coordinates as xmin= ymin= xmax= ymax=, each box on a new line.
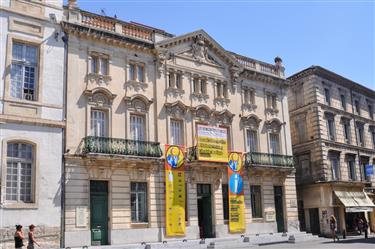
xmin=165 ymin=145 xmax=186 ymax=236
xmin=227 ymin=152 xmax=246 ymax=233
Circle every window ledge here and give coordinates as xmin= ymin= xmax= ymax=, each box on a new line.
xmin=166 ymin=87 xmax=185 ymax=94
xmin=130 ymin=222 xmax=149 ymax=229
xmin=126 ymin=80 xmax=148 ymax=89
xmin=1 ymin=202 xmax=38 ymax=209
xmin=192 ymin=93 xmax=209 ymax=99
xmin=265 ymin=108 xmax=279 ymax=115
xmin=214 ymin=97 xmax=230 ymax=104
xmin=243 ymin=103 xmax=257 ymax=111
xmin=87 ymin=73 xmax=112 ymax=84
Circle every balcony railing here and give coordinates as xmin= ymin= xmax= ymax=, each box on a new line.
xmin=82 ymin=136 xmax=163 ymax=158
xmin=245 ymin=152 xmax=294 ymax=168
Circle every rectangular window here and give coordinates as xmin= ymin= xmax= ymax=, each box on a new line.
xmin=137 ymin=64 xmax=144 ymax=82
xmin=354 ymin=100 xmax=361 ymax=115
xmin=295 ymin=117 xmax=307 ymax=143
xmin=343 ymin=122 xmax=351 ymax=144
xmin=99 ymin=57 xmax=108 ymax=75
xmin=330 ymin=156 xmax=340 ymax=180
xmin=250 ymin=185 xmax=262 ymax=218
xmin=200 ymin=79 xmax=206 ymax=94
xmin=129 ymin=63 xmax=136 ymax=81
xmin=270 ymin=133 xmax=280 ymax=154
xmin=175 ymin=73 xmax=182 ymax=89
xmin=296 ymin=87 xmax=304 ymax=108
xmin=357 ymin=124 xmax=364 ymax=146
xmin=168 ymin=72 xmax=175 ymax=88
xmin=6 ymin=143 xmax=33 ymax=203
xmin=324 ymin=88 xmax=331 ymax=105
xmin=222 ymin=184 xmax=229 ymax=221
xmin=327 ymin=117 xmax=335 ymax=141
xmin=266 ymin=94 xmax=277 ymax=109
xmin=340 ymin=94 xmax=346 ymax=110
xmin=368 ymin=105 xmax=373 ymax=120
xmin=193 ymin=78 xmax=199 ymax=93
xmin=347 ymin=158 xmax=356 ymax=181
xmin=372 ymin=131 xmax=375 ymax=149
xmin=170 ymin=119 xmax=183 ymax=145
xmin=91 ymin=110 xmax=107 ymax=137
xmin=130 ymin=115 xmax=145 ymax=141
xmin=11 ymin=42 xmax=38 ymax=101
xmin=131 ymin=182 xmax=148 ymax=223
xmin=91 ymin=56 xmax=98 ymax=73
xmin=247 ymin=130 xmax=258 ymax=152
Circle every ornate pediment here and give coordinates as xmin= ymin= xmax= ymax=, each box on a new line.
xmin=265 ymin=118 xmax=284 ymax=132
xmin=190 ymin=104 xmax=213 ymax=121
xmin=241 ymin=114 xmax=262 ymax=129
xmin=83 ymin=87 xmax=117 ymax=107
xmin=164 ymin=101 xmax=189 ymax=118
xmin=212 ymin=109 xmax=235 ymax=125
xmin=124 ymin=94 xmax=153 ymax=113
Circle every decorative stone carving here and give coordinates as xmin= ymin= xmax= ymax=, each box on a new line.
xmin=192 ymin=34 xmax=207 ymax=62
xmin=124 ymin=94 xmax=153 ymax=113
xmin=87 ymin=73 xmax=112 ymax=85
xmin=84 ymin=87 xmax=116 ymax=107
xmin=213 ymin=110 xmax=234 ymax=125
xmin=230 ymin=65 xmax=242 ymax=84
xmin=87 ymin=166 xmax=113 ymax=180
xmin=265 ymin=118 xmax=283 ymax=132
xmin=191 ymin=105 xmax=213 ymax=121
xmin=165 ymin=101 xmax=189 ymax=119
xmin=241 ymin=114 xmax=262 ymax=129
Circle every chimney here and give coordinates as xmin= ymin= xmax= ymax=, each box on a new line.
xmin=274 ymin=56 xmax=283 ymax=68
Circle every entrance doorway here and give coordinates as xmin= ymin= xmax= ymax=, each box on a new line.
xmin=345 ymin=211 xmax=364 ymax=234
xmin=309 ymin=208 xmax=320 ymax=235
xmin=274 ymin=186 xmax=285 ymax=233
xmin=90 ymin=180 xmax=109 ymax=245
xmin=197 ymin=184 xmax=214 ymax=238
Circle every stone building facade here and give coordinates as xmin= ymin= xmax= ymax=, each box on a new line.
xmin=0 ymin=0 xmax=65 ymax=248
xmin=288 ymin=66 xmax=375 ymax=236
xmin=62 ymin=1 xmax=298 ymax=247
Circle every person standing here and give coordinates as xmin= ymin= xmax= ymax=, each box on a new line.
xmin=358 ymin=217 xmax=364 ymax=235
xmin=14 ymin=225 xmax=25 ymax=249
xmin=27 ymin=225 xmax=40 ymax=249
xmin=329 ymin=215 xmax=339 ymax=242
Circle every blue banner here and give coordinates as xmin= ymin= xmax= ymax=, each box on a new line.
xmin=365 ymin=164 xmax=373 ymax=176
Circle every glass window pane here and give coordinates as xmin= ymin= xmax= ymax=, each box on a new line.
xmin=12 ymin=43 xmax=23 ymax=61
xmin=25 ymin=45 xmax=37 ymax=63
xmin=10 ymin=64 xmax=23 ymax=99
xmin=137 ymin=65 xmax=144 ymax=82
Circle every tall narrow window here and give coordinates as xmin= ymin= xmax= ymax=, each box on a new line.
xmin=131 ymin=182 xmax=148 ymax=223
xmin=175 ymin=73 xmax=182 ymax=89
xmin=137 ymin=64 xmax=144 ymax=82
xmin=356 ymin=123 xmax=364 ymax=146
xmin=6 ymin=143 xmax=33 ymax=202
xmin=296 ymin=87 xmax=304 ymax=108
xmin=193 ymin=78 xmax=200 ymax=93
xmin=99 ymin=57 xmax=109 ymax=75
xmin=129 ymin=63 xmax=136 ymax=81
xmin=91 ymin=56 xmax=98 ymax=73
xmin=340 ymin=94 xmax=346 ymax=110
xmin=270 ymin=133 xmax=280 ymax=154
xmin=372 ymin=130 xmax=375 ymax=149
xmin=200 ymin=79 xmax=206 ymax=94
xmin=295 ymin=116 xmax=307 ymax=143
xmin=91 ymin=110 xmax=107 ymax=137
xmin=11 ymin=42 xmax=38 ymax=101
xmin=250 ymin=185 xmax=262 ymax=218
xmin=168 ymin=72 xmax=175 ymax=88
xmin=222 ymin=184 xmax=229 ymax=221
xmin=324 ymin=88 xmax=331 ymax=105
xmin=247 ymin=130 xmax=258 ymax=152
xmin=130 ymin=115 xmax=145 ymax=141
xmin=342 ymin=121 xmax=351 ymax=144
xmin=354 ymin=100 xmax=361 ymax=115
xmin=368 ymin=104 xmax=373 ymax=120
xmin=347 ymin=157 xmax=356 ymax=181
xmin=330 ymin=154 xmax=340 ymax=180
xmin=326 ymin=116 xmax=335 ymax=141
xmin=170 ymin=119 xmax=183 ymax=145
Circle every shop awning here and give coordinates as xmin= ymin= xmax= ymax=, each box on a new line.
xmin=334 ymin=191 xmax=375 ymax=213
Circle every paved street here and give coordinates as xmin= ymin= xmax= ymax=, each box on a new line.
xmin=260 ymin=236 xmax=375 ymax=249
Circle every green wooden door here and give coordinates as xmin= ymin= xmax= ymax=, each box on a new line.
xmin=274 ymin=186 xmax=285 ymax=233
xmin=197 ymin=184 xmax=213 ymax=238
xmin=90 ymin=181 xmax=108 ymax=245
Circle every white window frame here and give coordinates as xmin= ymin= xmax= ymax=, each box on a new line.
xmin=128 ymin=62 xmax=145 ymax=83
xmin=246 ymin=129 xmax=258 ymax=152
xmin=5 ymin=142 xmax=34 ymax=203
xmin=130 ymin=114 xmax=146 ymax=141
xmin=10 ymin=42 xmax=38 ymax=101
xmin=170 ymin=119 xmax=183 ymax=146
xmin=89 ymin=52 xmax=109 ymax=76
xmin=269 ymin=133 xmax=280 ymax=154
xmin=90 ymin=109 xmax=107 ymax=137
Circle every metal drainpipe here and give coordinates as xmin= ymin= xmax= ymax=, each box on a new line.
xmin=60 ymin=29 xmax=69 ymax=249
xmin=350 ymin=89 xmax=362 ymax=181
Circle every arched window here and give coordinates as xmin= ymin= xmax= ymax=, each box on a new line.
xmin=6 ymin=142 xmax=34 ymax=203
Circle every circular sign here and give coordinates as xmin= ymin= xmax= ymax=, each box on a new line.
xmin=229 ymin=173 xmax=243 ymax=195
xmin=166 ymin=146 xmax=184 ymax=169
xmin=228 ymin=152 xmax=243 ymax=172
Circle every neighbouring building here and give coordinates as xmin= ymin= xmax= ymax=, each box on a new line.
xmin=62 ymin=1 xmax=298 ymax=247
xmin=288 ymin=66 xmax=375 ymax=237
xmin=0 ymin=0 xmax=65 ymax=248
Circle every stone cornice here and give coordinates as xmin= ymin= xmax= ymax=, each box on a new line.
xmin=288 ymin=66 xmax=375 ymax=99
xmin=0 ymin=114 xmax=65 ymax=128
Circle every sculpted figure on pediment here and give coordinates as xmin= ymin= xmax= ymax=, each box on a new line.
xmin=192 ymin=34 xmax=208 ymax=62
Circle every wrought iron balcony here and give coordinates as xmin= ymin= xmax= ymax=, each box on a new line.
xmin=244 ymin=152 xmax=294 ymax=168
xmin=82 ymin=136 xmax=163 ymax=158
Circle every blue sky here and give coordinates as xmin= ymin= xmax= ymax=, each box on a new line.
xmin=71 ymin=0 xmax=374 ymax=90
